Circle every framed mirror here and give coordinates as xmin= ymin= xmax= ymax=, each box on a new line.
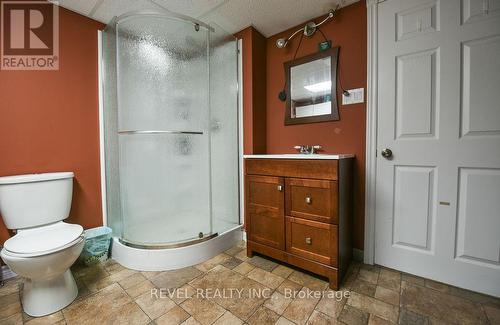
xmin=284 ymin=47 xmax=339 ymax=125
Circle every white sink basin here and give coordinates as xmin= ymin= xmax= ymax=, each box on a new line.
xmin=243 ymin=154 xmax=354 ymax=160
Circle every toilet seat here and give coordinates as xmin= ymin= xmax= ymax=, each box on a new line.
xmin=3 ymin=222 xmax=84 ymax=257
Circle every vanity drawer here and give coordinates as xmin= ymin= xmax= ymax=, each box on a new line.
xmin=286 ymin=217 xmax=338 ymax=266
xmin=285 ymin=178 xmax=338 ymax=224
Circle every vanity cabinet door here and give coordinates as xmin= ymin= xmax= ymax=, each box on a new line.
xmin=285 ymin=178 xmax=338 ymax=224
xmin=246 ymin=175 xmax=285 ymax=250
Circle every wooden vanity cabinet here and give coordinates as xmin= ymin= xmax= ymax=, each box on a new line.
xmin=245 ymin=158 xmax=353 ymax=290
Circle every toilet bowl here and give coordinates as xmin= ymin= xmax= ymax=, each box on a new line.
xmin=0 ymin=172 xmax=84 ymax=317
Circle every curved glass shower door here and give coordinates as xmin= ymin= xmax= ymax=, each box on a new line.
xmin=116 ymin=14 xmax=211 ymax=246
xmin=102 ymin=11 xmax=240 ymax=249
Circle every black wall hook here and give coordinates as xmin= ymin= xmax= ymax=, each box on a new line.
xmin=278 ymin=90 xmax=287 ymax=102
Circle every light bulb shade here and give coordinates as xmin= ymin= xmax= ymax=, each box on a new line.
xmin=276 ymin=38 xmax=287 ymax=48
xmin=303 ymin=22 xmax=317 ymax=37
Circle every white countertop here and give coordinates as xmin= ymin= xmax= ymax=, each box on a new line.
xmin=243 ymin=154 xmax=355 ymax=160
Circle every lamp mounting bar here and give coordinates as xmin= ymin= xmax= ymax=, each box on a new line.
xmin=275 ymin=5 xmax=339 ymax=49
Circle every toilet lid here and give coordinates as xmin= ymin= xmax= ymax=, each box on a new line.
xmin=4 ymin=222 xmax=84 ymax=256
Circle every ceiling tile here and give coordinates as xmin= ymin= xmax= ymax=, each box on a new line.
xmin=50 ymin=0 xmax=100 ymax=16
xmin=153 ymin=0 xmax=228 ymax=18
xmin=54 ymin=0 xmax=359 ymax=36
xmin=200 ymin=0 xmax=359 ymax=37
xmin=91 ymin=0 xmax=163 ymax=24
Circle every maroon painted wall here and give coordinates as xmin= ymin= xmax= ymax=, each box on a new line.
xmin=0 ymin=3 xmax=105 ymax=245
xmin=237 ymin=2 xmax=367 ymax=249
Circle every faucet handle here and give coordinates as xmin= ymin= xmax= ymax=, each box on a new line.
xmin=294 ymin=145 xmax=321 ymax=154
xmin=312 ymin=145 xmax=322 ymax=154
xmin=294 ymin=145 xmax=305 ymax=153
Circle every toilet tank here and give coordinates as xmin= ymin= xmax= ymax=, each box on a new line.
xmin=0 ymin=172 xmax=74 ymax=230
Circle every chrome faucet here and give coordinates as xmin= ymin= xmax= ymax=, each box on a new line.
xmin=293 ymin=145 xmax=322 ymax=154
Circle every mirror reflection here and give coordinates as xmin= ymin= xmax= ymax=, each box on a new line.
xmin=290 ymin=57 xmax=332 ymax=118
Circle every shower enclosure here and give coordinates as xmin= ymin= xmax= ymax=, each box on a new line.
xmin=100 ymin=11 xmax=241 ymax=268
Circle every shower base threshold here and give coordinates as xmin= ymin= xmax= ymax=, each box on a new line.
xmin=118 ymin=232 xmax=218 ymax=249
xmin=111 ymin=225 xmax=243 ymax=271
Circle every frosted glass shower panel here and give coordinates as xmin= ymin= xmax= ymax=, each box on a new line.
xmin=119 ymin=133 xmax=210 ymax=245
xmin=102 ymin=23 xmax=123 ymax=237
xmin=209 ymin=23 xmax=240 ymax=234
xmin=115 ymin=14 xmax=212 ymax=246
xmin=102 ymin=12 xmax=241 ymax=248
xmin=116 ymin=15 xmax=209 ymax=133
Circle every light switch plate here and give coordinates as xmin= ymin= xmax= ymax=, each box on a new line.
xmin=342 ymin=88 xmax=364 ymax=105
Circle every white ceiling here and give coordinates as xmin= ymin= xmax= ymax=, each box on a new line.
xmin=52 ymin=0 xmax=359 ymax=37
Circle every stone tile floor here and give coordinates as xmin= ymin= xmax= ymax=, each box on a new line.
xmin=1 ymin=241 xmax=499 ymax=324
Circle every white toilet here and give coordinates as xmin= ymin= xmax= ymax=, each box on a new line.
xmin=0 ymin=172 xmax=84 ymax=317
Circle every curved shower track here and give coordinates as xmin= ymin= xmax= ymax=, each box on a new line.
xmin=100 ymin=11 xmax=241 ymax=270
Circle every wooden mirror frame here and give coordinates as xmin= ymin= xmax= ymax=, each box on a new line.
xmin=284 ymin=47 xmax=339 ymax=125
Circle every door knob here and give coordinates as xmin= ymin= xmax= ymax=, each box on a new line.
xmin=381 ymin=148 xmax=393 ymax=159
xmin=305 ymin=197 xmax=312 ymax=204
xmin=277 ymin=185 xmax=283 ymax=192
xmin=305 ymin=237 xmax=312 ymax=245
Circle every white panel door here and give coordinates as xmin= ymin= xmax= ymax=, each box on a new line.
xmin=375 ymin=0 xmax=500 ymax=297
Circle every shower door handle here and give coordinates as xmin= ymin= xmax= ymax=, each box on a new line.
xmin=118 ymin=130 xmax=203 ymax=135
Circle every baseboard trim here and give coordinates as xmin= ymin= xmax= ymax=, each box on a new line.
xmin=1 ymin=265 xmax=17 ymax=283
xmin=353 ymin=248 xmax=364 ymax=262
